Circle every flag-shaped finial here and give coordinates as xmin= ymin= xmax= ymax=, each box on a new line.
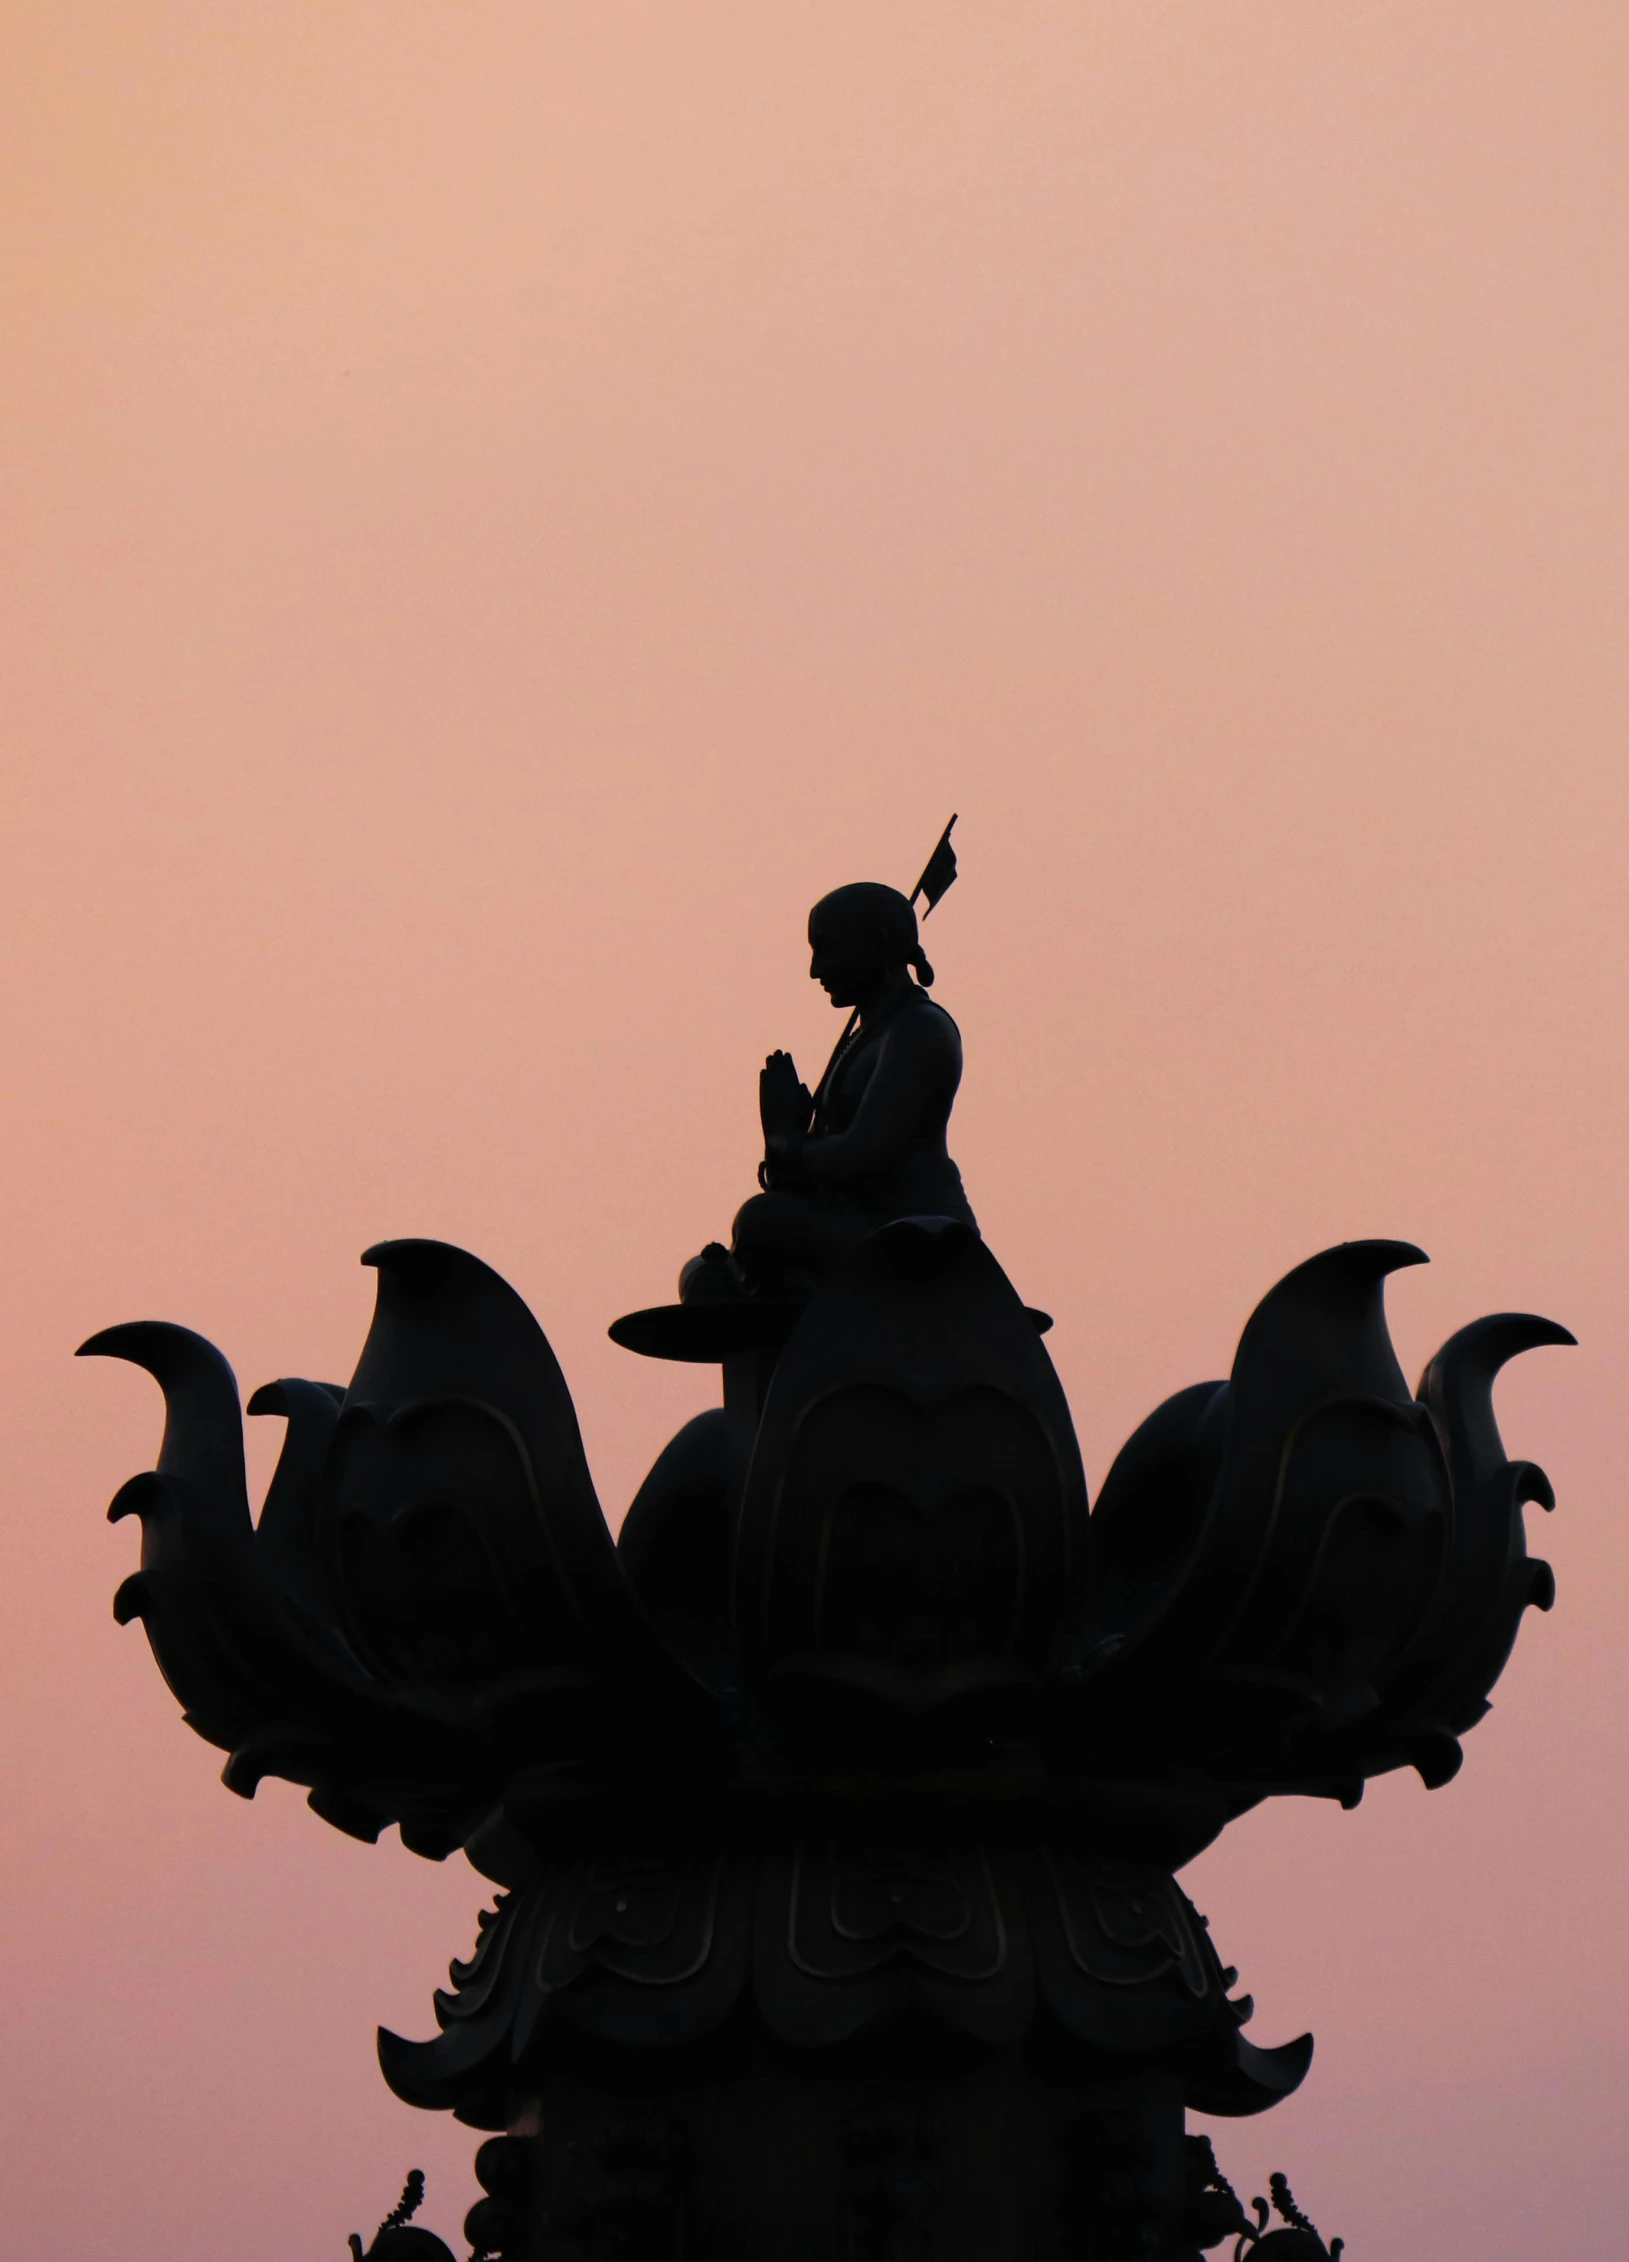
xmin=910 ymin=814 xmax=958 ymax=916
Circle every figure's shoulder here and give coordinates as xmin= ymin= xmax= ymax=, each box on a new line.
xmin=896 ymin=989 xmax=962 ymax=1059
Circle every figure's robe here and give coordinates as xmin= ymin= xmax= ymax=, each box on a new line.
xmin=799 ymin=984 xmax=976 ymax=1230
xmin=732 ymin=987 xmax=975 ymax=1292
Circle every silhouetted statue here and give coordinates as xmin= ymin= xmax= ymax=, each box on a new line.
xmin=346 ymin=2172 xmax=453 ymax=2262
xmin=86 ymin=842 xmax=1572 ymax=2258
xmin=690 ymin=882 xmax=976 ymax=1301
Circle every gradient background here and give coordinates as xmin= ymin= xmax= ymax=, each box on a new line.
xmin=3 ymin=6 xmax=1625 ymax=2256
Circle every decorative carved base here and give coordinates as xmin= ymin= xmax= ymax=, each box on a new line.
xmin=81 ymin=1228 xmax=1555 ymax=2262
xmin=457 ymin=2104 xmax=1345 ymax=2261
xmin=463 ymin=2061 xmax=1198 ymax=2262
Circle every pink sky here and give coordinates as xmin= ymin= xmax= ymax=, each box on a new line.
xmin=3 ymin=6 xmax=1626 ymax=2255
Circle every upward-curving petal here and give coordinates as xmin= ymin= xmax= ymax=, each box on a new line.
xmin=1061 ymin=1247 xmax=1571 ymax=1830
xmin=1081 ymin=1243 xmax=1440 ymax=1722
xmin=331 ymin=1240 xmax=714 ymax=1735
xmin=1401 ymin=1313 xmax=1575 ymax=1751
xmin=79 ymin=1322 xmax=307 ymax=1757
xmin=83 ymin=1242 xmax=720 ymax=1864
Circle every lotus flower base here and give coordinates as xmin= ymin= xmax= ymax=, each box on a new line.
xmin=84 ymin=1224 xmax=1567 ymax=2257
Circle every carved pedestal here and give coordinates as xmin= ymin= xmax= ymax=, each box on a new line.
xmin=393 ymin=1842 xmax=1304 ymax=2259
xmin=85 ymin=1224 xmax=1564 ymax=2260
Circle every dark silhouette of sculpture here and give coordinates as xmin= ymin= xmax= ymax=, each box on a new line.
xmin=680 ymin=858 xmax=975 ymax=1310
xmin=725 ymin=880 xmax=975 ymax=1298
xmin=81 ymin=871 xmax=1570 ymax=2259
xmin=349 ymin=2171 xmax=456 ymax=2262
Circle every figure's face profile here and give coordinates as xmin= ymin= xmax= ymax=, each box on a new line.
xmin=808 ymin=904 xmax=889 ymax=1007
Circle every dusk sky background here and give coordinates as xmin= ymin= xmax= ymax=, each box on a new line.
xmin=4 ymin=7 xmax=1626 ymax=2256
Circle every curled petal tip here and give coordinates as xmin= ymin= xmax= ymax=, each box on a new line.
xmin=308 ymin=1786 xmax=386 ymax=1843
xmin=356 ymin=1238 xmax=526 ymax=1318
xmin=360 ymin=1236 xmax=464 ymax=1276
xmin=248 ymin=1377 xmax=346 ymax=1416
xmin=1417 ymin=1312 xmax=1576 ymax=1410
xmin=1487 ymin=1314 xmax=1576 ymax=1357
xmin=77 ymin=1324 xmax=139 ymax=1361
xmin=1516 ymin=1462 xmax=1557 ymax=1512
xmin=71 ymin=1320 xmax=242 ymax=1410
xmin=107 ymin=1471 xmax=164 ymax=1525
xmin=1268 ymin=1239 xmax=1429 ymax=1300
xmin=1466 ymin=1312 xmax=1574 ymax=1363
xmin=1409 ymin=1729 xmax=1464 ymax=1789
xmin=221 ymin=1749 xmax=267 ymax=1799
xmin=1366 ymin=1238 xmax=1429 ymax=1272
xmin=112 ymin=1571 xmax=149 ymax=1625
xmin=1325 ymin=1237 xmax=1429 ymax=1278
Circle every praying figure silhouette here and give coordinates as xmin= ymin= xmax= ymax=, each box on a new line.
xmin=683 ymin=880 xmax=976 ymax=1304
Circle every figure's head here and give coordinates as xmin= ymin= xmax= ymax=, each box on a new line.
xmin=807 ymin=883 xmax=933 ymax=1007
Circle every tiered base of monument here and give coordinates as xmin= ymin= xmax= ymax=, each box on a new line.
xmin=462 ymin=2057 xmax=1221 ymax=2261
xmin=383 ymin=1842 xmax=1308 ymax=2261
xmin=85 ymin=1224 xmax=1563 ymax=2262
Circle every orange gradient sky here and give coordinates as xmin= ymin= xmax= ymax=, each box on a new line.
xmin=3 ymin=7 xmax=1626 ymax=2257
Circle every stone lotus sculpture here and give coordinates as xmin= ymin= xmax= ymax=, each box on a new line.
xmin=83 ymin=1214 xmax=1567 ymax=2260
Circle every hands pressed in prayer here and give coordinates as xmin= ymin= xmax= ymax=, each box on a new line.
xmin=759 ymin=1049 xmax=814 ymax=1156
